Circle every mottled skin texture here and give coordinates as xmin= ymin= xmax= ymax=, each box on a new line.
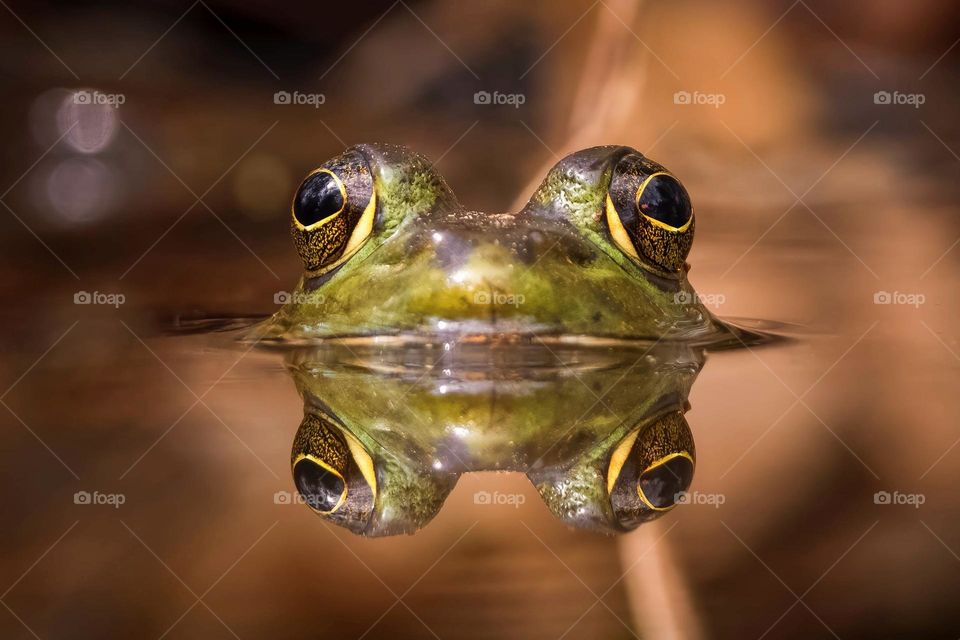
xmin=285 ymin=343 xmax=702 ymax=536
xmin=253 ymin=144 xmax=734 ymax=343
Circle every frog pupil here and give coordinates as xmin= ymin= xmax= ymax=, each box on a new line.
xmin=637 ymin=175 xmax=691 ymax=229
xmin=294 ymin=459 xmax=344 ymax=512
xmin=639 ymin=455 xmax=693 ymax=509
xmin=294 ymin=172 xmax=344 ymax=227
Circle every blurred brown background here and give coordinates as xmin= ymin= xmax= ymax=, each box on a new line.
xmin=2 ymin=0 xmax=960 ymax=638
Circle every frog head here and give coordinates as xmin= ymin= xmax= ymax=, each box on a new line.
xmin=259 ymin=143 xmax=719 ymax=342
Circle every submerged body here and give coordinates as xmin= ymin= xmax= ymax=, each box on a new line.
xmin=253 ymin=144 xmax=734 ymax=344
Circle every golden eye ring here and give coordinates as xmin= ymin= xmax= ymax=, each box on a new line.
xmin=605 ymin=194 xmax=642 ymax=261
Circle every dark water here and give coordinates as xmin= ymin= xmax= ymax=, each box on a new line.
xmin=5 ymin=283 xmax=957 ymax=639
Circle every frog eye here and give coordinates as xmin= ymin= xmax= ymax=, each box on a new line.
xmin=606 ymin=168 xmax=695 ymax=274
xmin=634 ymin=452 xmax=695 ymax=511
xmin=290 ymin=154 xmax=376 ymax=274
xmin=293 ymin=454 xmax=346 ymax=513
xmin=607 ymin=410 xmax=695 ymax=529
xmin=291 ymin=414 xmax=376 ymax=525
xmin=293 ymin=169 xmax=345 ymax=229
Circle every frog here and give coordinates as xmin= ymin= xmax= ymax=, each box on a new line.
xmin=284 ymin=341 xmax=702 ymax=536
xmin=251 ymin=143 xmax=747 ymax=345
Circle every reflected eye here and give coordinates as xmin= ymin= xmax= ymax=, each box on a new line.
xmin=293 ymin=456 xmax=346 ymax=514
xmin=293 ymin=169 xmax=345 ymax=229
xmin=637 ymin=452 xmax=695 ymax=511
xmin=290 ymin=151 xmax=376 ymax=274
xmin=605 ymin=157 xmax=696 ymax=274
xmin=607 ymin=410 xmax=695 ymax=529
xmin=291 ymin=413 xmax=376 ymax=526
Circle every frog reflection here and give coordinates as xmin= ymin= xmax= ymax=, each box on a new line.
xmin=284 ymin=343 xmax=703 ymax=536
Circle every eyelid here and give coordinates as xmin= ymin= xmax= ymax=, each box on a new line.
xmin=607 ymin=426 xmax=641 ymax=494
xmin=341 ymin=428 xmax=377 ymax=495
xmin=634 ymin=171 xmax=692 ymax=233
xmin=604 ymin=194 xmax=641 ymax=260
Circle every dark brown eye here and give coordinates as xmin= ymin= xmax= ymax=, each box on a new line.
xmin=293 ymin=169 xmax=345 ymax=228
xmin=636 ymin=173 xmax=692 ymax=230
xmin=294 ymin=456 xmax=346 ymax=513
xmin=289 ymin=151 xmax=376 ymax=274
xmin=637 ymin=453 xmax=695 ymax=510
xmin=605 ymin=155 xmax=695 ymax=274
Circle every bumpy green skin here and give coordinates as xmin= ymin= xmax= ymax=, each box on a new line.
xmin=252 ymin=144 xmax=730 ymax=343
xmin=286 ymin=342 xmax=703 ymax=535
